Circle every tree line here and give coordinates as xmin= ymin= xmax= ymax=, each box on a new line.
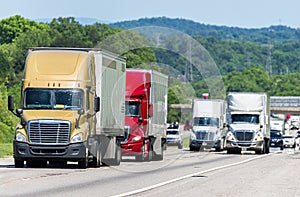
xmin=1 ymin=15 xmax=300 ymax=141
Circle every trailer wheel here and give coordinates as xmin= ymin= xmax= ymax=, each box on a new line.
xmin=154 ymin=145 xmax=164 ymax=161
xmin=103 ymin=144 xmax=122 ymax=166
xmin=14 ymin=158 xmax=24 ymax=168
xmin=145 ymin=143 xmax=153 ymax=161
xmin=90 ymin=143 xmax=101 ymax=168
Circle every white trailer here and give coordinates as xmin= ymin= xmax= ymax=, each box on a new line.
xmin=225 ymin=92 xmax=270 ymax=154
xmin=190 ymin=99 xmax=227 ymax=151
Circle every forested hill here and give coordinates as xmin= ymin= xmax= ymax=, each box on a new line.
xmin=110 ymin=17 xmax=300 ymax=44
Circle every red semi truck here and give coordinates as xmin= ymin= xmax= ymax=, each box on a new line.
xmin=121 ymin=69 xmax=168 ymax=161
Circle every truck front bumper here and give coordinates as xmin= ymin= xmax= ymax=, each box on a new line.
xmin=225 ymin=141 xmax=263 ymax=151
xmin=13 ymin=141 xmax=87 ymax=162
xmin=190 ymin=140 xmax=215 ymax=149
xmin=121 ymin=141 xmax=143 ymax=156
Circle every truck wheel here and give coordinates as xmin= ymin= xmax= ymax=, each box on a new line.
xmin=145 ymin=143 xmax=153 ymax=161
xmin=136 ymin=144 xmax=145 ymax=162
xmin=78 ymin=148 xmax=88 ymax=169
xmin=14 ymin=158 xmax=24 ymax=168
xmin=103 ymin=144 xmax=122 ymax=166
xmin=91 ymin=147 xmax=101 ymax=168
xmin=78 ymin=158 xmax=88 ymax=169
xmin=178 ymin=144 xmax=183 ymax=149
xmin=190 ymin=146 xmax=194 ymax=151
xmin=27 ymin=160 xmax=47 ymax=168
xmin=156 ymin=145 xmax=164 ymax=160
xmin=265 ymin=139 xmax=270 ymax=154
xmin=112 ymin=144 xmax=122 ymax=166
xmin=215 ymin=146 xmax=221 ymax=152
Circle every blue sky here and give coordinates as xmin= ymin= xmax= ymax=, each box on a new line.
xmin=1 ymin=0 xmax=300 ymax=28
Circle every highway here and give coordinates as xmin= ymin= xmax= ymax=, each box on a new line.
xmin=1 ymin=147 xmax=300 ymax=197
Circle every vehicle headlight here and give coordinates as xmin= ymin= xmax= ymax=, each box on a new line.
xmin=190 ymin=131 xmax=196 ymax=140
xmin=254 ymin=132 xmax=264 ymax=141
xmin=15 ymin=132 xmax=26 ymax=142
xmin=226 ymin=132 xmax=236 ymax=141
xmin=131 ymin=135 xmax=142 ymax=142
xmin=71 ymin=132 xmax=84 ymax=143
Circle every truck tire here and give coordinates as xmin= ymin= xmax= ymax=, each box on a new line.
xmin=190 ymin=146 xmax=195 ymax=151
xmin=145 ymin=143 xmax=153 ymax=161
xmin=78 ymin=158 xmax=88 ymax=169
xmin=14 ymin=158 xmax=24 ymax=168
xmin=27 ymin=160 xmax=47 ymax=168
xmin=78 ymin=148 xmax=89 ymax=169
xmin=136 ymin=144 xmax=145 ymax=162
xmin=178 ymin=144 xmax=183 ymax=149
xmin=265 ymin=138 xmax=270 ymax=154
xmin=103 ymin=144 xmax=122 ymax=166
xmin=153 ymin=144 xmax=164 ymax=161
xmin=90 ymin=146 xmax=101 ymax=168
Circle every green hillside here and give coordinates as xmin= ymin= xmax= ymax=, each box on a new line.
xmin=1 ymin=15 xmax=300 ymax=143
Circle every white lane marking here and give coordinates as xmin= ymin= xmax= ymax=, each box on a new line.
xmin=112 ymin=154 xmax=270 ymax=197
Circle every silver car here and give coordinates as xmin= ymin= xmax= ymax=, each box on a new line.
xmin=283 ymin=135 xmax=296 ymax=148
xmin=166 ymin=128 xmax=183 ymax=149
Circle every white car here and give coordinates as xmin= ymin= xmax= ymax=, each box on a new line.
xmin=166 ymin=128 xmax=183 ymax=149
xmin=283 ymin=135 xmax=296 ymax=148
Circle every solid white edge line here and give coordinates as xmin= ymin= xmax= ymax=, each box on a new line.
xmin=112 ymin=154 xmax=270 ymax=197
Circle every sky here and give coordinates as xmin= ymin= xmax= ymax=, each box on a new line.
xmin=1 ymin=0 xmax=300 ymax=28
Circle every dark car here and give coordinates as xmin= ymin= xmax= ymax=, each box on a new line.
xmin=270 ymin=130 xmax=283 ymax=150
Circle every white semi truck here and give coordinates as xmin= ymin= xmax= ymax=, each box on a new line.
xmin=190 ymin=99 xmax=227 ymax=151
xmin=225 ymin=92 xmax=270 ymax=154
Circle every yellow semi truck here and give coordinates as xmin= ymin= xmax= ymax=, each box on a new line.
xmin=8 ymin=48 xmax=126 ymax=168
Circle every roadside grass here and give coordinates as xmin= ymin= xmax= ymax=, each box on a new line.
xmin=0 ymin=143 xmax=13 ymax=158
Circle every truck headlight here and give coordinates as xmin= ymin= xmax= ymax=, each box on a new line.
xmin=71 ymin=132 xmax=84 ymax=143
xmin=226 ymin=132 xmax=236 ymax=141
xmin=15 ymin=132 xmax=26 ymax=142
xmin=131 ymin=135 xmax=142 ymax=142
xmin=254 ymin=132 xmax=263 ymax=141
xmin=190 ymin=131 xmax=196 ymax=140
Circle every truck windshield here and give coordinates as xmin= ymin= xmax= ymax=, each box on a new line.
xmin=231 ymin=114 xmax=259 ymax=124
xmin=271 ymin=130 xmax=282 ymax=137
xmin=125 ymin=101 xmax=140 ymax=117
xmin=193 ymin=117 xmax=219 ymax=127
xmin=24 ymin=88 xmax=84 ymax=110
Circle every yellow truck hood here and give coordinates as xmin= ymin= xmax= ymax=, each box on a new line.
xmin=22 ymin=110 xmax=78 ymax=123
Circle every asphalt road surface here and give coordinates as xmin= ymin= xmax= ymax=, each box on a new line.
xmin=1 ymin=146 xmax=300 ymax=197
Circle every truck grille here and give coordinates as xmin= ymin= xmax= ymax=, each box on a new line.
xmin=28 ymin=120 xmax=71 ymax=144
xmin=234 ymin=130 xmax=254 ymax=141
xmin=195 ymin=131 xmax=215 ymax=141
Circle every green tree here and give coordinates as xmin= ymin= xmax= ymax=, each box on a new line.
xmin=49 ymin=17 xmax=92 ymax=47
xmin=0 ymin=15 xmax=48 ymax=44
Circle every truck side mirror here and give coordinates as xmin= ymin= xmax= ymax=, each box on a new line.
xmin=94 ymin=97 xmax=100 ymax=112
xmin=138 ymin=117 xmax=144 ymax=124
xmin=148 ymin=103 xmax=153 ymax=117
xmin=8 ymin=95 xmax=14 ymax=111
xmin=78 ymin=108 xmax=85 ymax=115
xmin=16 ymin=109 xmax=23 ymax=116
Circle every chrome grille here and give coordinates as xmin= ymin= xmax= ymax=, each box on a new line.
xmin=234 ymin=130 xmax=254 ymax=141
xmin=195 ymin=131 xmax=215 ymax=141
xmin=28 ymin=120 xmax=71 ymax=144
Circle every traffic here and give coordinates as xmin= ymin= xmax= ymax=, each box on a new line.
xmin=6 ymin=47 xmax=299 ymax=170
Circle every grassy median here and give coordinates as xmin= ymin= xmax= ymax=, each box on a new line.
xmin=0 ymin=143 xmax=13 ymax=158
